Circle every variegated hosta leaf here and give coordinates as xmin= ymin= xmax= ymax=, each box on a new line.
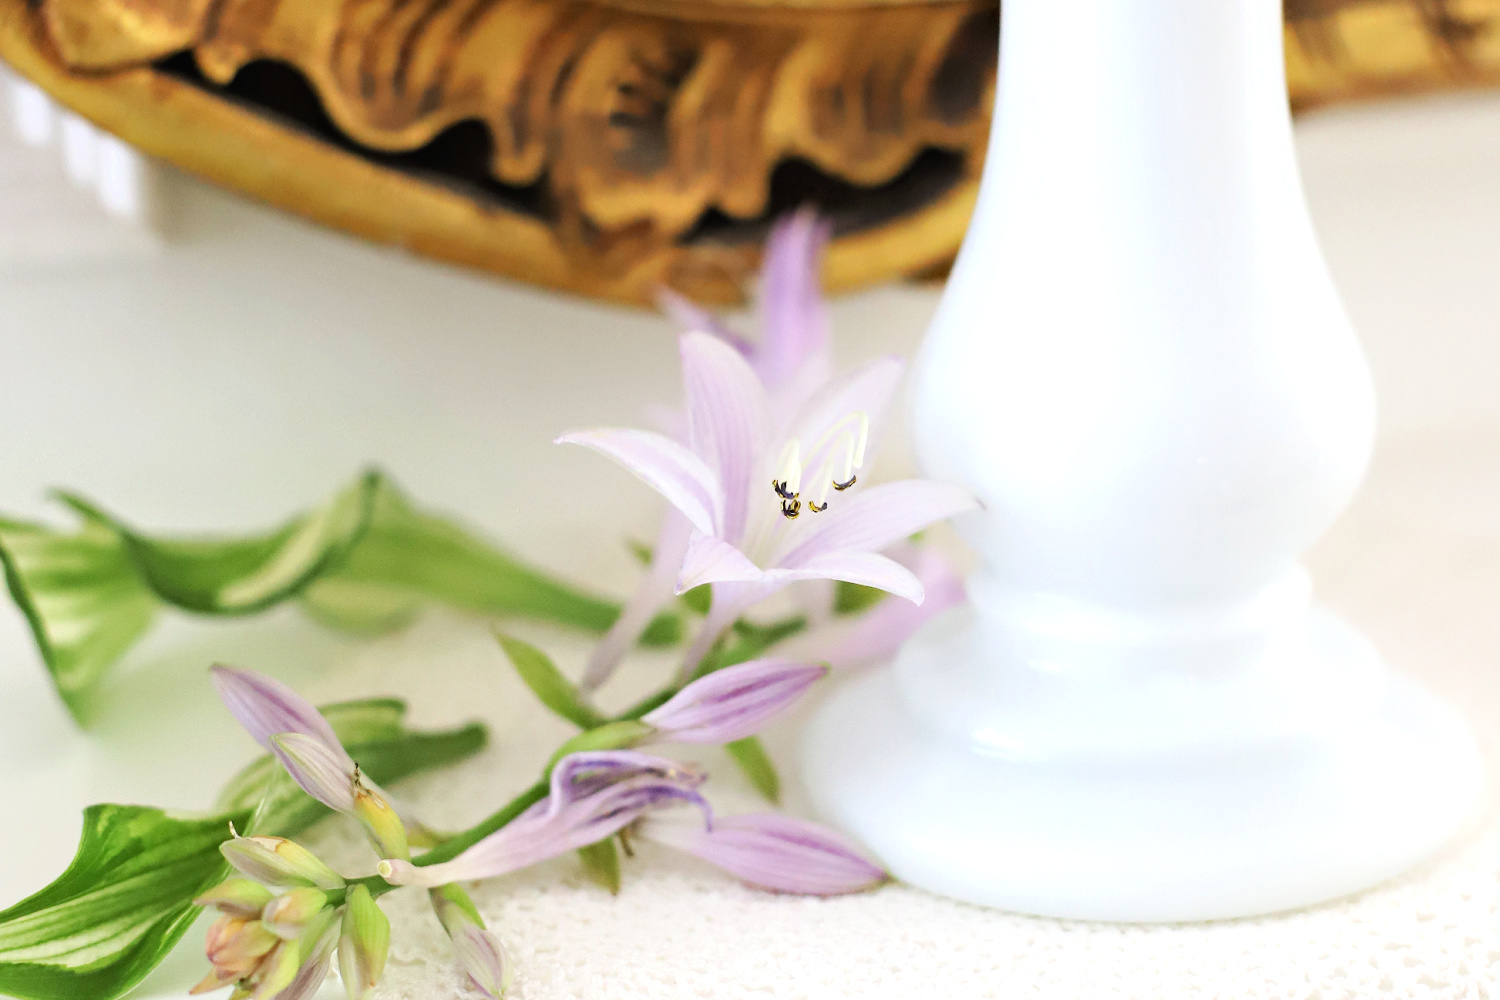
xmin=300 ymin=478 xmax=681 ymax=644
xmin=0 ymin=805 xmax=248 ymax=1000
xmin=0 ymin=469 xmax=682 ymax=726
xmin=0 ymin=512 xmax=157 ymax=723
xmin=56 ymin=472 xmax=380 ymax=616
xmin=0 ymin=700 xmax=489 ymax=1000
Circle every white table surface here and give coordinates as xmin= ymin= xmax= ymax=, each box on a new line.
xmin=0 ymin=92 xmax=1498 ymax=999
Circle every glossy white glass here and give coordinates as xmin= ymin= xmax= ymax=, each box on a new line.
xmin=801 ymin=0 xmax=1485 ymax=921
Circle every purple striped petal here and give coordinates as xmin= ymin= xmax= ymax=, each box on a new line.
xmin=780 ymin=544 xmax=966 ymax=668
xmin=637 ymin=812 xmax=889 ymax=896
xmin=449 ymin=925 xmax=508 ymax=1000
xmin=681 ymin=332 xmax=769 ymax=546
xmin=755 ymin=210 xmax=833 ymax=391
xmin=556 ymin=428 xmax=721 ymax=536
xmin=776 ymin=480 xmax=977 ymax=570
xmin=271 ymin=733 xmax=356 ymax=815
xmin=581 ymin=512 xmax=693 ymax=694
xmin=681 ymin=546 xmax=926 ymax=605
xmin=210 ymin=665 xmax=347 ymax=764
xmin=379 ymin=752 xmax=709 ymax=888
xmin=656 ymin=287 xmax=752 ymax=353
xmin=784 ymin=355 xmax=902 ymax=471
xmin=642 ymin=658 xmax=828 ymax=744
xmin=677 ymin=533 xmax=764 ymax=595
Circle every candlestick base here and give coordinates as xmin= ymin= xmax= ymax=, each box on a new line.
xmin=801 ymin=604 xmax=1484 ymax=922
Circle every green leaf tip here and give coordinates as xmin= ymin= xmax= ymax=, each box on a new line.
xmin=495 ymin=631 xmax=605 ymax=730
xmin=725 ymin=736 xmax=781 ymax=803
xmin=577 ymin=839 xmax=623 ymax=895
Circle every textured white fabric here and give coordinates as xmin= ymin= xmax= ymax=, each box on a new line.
xmin=274 ymin=428 xmax=1500 ymax=1000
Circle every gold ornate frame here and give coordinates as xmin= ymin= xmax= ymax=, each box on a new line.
xmin=1 ymin=0 xmax=1497 ymax=303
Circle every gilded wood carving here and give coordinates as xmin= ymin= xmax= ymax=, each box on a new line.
xmin=1 ymin=0 xmax=1498 ymax=304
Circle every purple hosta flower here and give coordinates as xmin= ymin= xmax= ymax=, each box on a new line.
xmin=560 ymin=331 xmax=976 ymax=674
xmin=640 ymin=658 xmax=828 ymax=744
xmin=212 ymin=665 xmax=410 ymax=860
xmin=777 ymin=542 xmax=967 ymax=670
xmin=582 ymin=212 xmax=835 ymax=693
xmin=634 ymin=812 xmax=889 ymax=896
xmin=378 ymin=751 xmax=709 ymax=888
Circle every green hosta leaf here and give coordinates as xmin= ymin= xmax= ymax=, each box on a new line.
xmin=2 ymin=469 xmax=683 ymax=726
xmin=495 ymin=632 xmax=605 ymax=730
xmin=577 ymin=839 xmax=622 ymax=895
xmin=725 ymin=736 xmax=780 ymax=802
xmin=0 ymin=804 xmax=249 ymax=1000
xmin=0 ymin=511 xmax=157 ymax=723
xmin=58 ymin=473 xmax=379 ymax=616
xmin=303 ymin=479 xmax=680 ymax=645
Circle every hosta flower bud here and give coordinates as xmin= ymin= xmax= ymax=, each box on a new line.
xmin=202 ymin=916 xmax=278 ymax=981
xmin=430 ymin=885 xmax=509 ymax=1000
xmin=260 ymin=887 xmax=329 ymax=940
xmin=221 ymin=835 xmax=345 ymax=891
xmin=337 ymin=884 xmax=390 ymax=1000
xmin=352 ymin=769 xmax=409 ymax=862
xmin=640 ymin=659 xmax=828 ymax=744
xmin=249 ymin=940 xmax=300 ymax=1000
xmin=195 ymin=878 xmax=274 ymax=919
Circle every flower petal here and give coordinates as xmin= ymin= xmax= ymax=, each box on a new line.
xmin=779 ymin=544 xmax=966 ymax=668
xmin=210 ymin=665 xmax=348 ymax=763
xmin=681 ymin=542 xmax=925 ymax=606
xmin=636 ymin=812 xmax=889 ymax=895
xmin=681 ymin=332 xmax=769 ymax=545
xmin=656 ymin=287 xmax=751 ymax=353
xmin=642 ymin=658 xmax=828 ymax=744
xmin=271 ymin=733 xmax=357 ymax=815
xmin=379 ymin=754 xmax=709 ymax=888
xmin=557 ymin=428 xmax=720 ymax=536
xmin=777 ymin=480 xmax=977 ymax=570
xmin=450 ymin=925 xmax=509 ymax=1000
xmin=755 ymin=210 xmax=833 ymax=391
xmin=784 ymin=355 xmax=902 ymax=469
xmin=782 ymin=551 xmax=926 ymax=604
xmin=581 ymin=511 xmax=693 ymax=694
xmin=677 ymin=533 xmax=767 ymax=594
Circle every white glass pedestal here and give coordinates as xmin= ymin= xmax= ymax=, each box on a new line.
xmin=801 ymin=0 xmax=1485 ymax=921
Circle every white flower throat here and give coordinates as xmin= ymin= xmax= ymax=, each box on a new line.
xmin=771 ymin=412 xmax=869 ymax=518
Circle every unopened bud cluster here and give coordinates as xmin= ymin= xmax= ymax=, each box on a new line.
xmin=193 ymin=835 xmax=389 ymax=1000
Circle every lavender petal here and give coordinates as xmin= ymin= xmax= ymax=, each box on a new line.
xmin=637 ymin=812 xmax=889 ymax=896
xmin=642 ymin=658 xmax=828 ymax=744
xmin=210 ymin=665 xmax=347 ymax=761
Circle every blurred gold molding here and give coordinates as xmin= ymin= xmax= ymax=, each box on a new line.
xmin=1 ymin=0 xmax=1498 ymax=304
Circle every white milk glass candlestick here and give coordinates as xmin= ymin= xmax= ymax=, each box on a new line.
xmin=802 ymin=0 xmax=1485 ymax=921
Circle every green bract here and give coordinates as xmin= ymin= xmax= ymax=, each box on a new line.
xmin=0 ymin=698 xmax=487 ymax=1000
xmin=0 ymin=470 xmax=680 ymax=726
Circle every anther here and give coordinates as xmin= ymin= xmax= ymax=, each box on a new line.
xmin=833 ymin=475 xmax=857 ymax=491
xmin=781 ymin=498 xmax=801 ymax=519
xmin=808 ymin=501 xmax=828 ymax=513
